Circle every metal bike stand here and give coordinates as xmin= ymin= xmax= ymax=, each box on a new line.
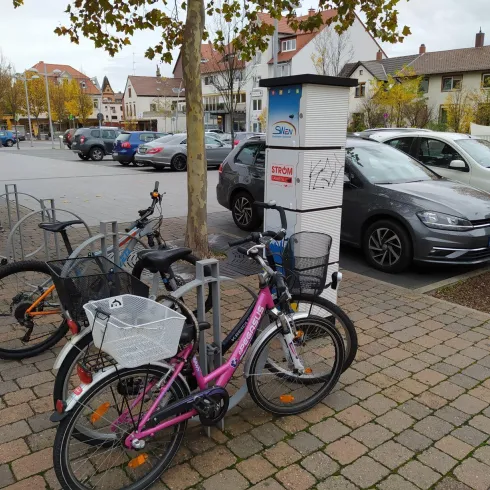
xmin=171 ymin=260 xmax=257 ymax=435
xmin=39 ymin=198 xmax=61 ymax=261
xmin=99 ymin=221 xmax=120 ymax=267
xmin=3 ymin=208 xmax=92 ymax=264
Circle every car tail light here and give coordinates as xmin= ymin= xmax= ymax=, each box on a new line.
xmin=80 ymin=136 xmax=86 ymax=144
xmin=55 ymin=399 xmax=66 ymax=414
xmin=121 ymin=141 xmax=131 ymax=149
xmin=218 ymin=163 xmax=224 ymax=174
xmin=77 ymin=364 xmax=93 ymax=384
xmin=66 ymin=319 xmax=79 ymax=335
xmin=234 ymin=139 xmax=239 ymax=146
xmin=147 ymin=147 xmax=163 ymax=154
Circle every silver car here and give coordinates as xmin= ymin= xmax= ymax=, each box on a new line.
xmin=135 ymin=133 xmax=232 ymax=171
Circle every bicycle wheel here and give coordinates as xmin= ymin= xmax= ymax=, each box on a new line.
xmin=0 ymin=260 xmax=68 ymax=360
xmin=132 ymin=251 xmax=213 ymax=312
xmin=289 ymin=294 xmax=357 ymax=371
xmin=247 ymin=319 xmax=344 ymax=415
xmin=53 ymin=365 xmax=189 ymax=490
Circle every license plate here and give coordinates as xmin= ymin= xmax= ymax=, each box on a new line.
xmin=139 ymin=148 xmax=147 ymax=154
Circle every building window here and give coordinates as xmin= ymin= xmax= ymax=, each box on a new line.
xmin=252 ymin=122 xmax=261 ymax=132
xmin=150 ymin=103 xmax=157 ymax=112
xmin=128 ymin=88 xmax=132 ymax=98
xmin=281 ymin=39 xmax=296 ymax=52
xmin=420 ymin=77 xmax=429 ymax=93
xmin=439 ymin=106 xmax=448 ymax=124
xmin=253 ymin=76 xmax=261 ymax=88
xmin=355 ymin=83 xmax=366 ymax=98
xmin=120 ymin=105 xmax=123 ymax=111
xmin=111 ymin=116 xmax=118 ymax=120
xmin=133 ymin=103 xmax=136 ymax=116
xmin=111 ymin=106 xmax=116 ymax=114
xmin=359 ymin=69 xmax=363 ymax=75
xmin=254 ymin=52 xmax=261 ymax=64
xmin=278 ymin=63 xmax=291 ymax=77
xmin=93 ymin=100 xmax=98 ymax=108
xmin=204 ymin=76 xmax=215 ymax=85
xmin=482 ymin=74 xmax=490 ymax=88
xmin=253 ymin=99 xmax=262 ymax=111
xmin=234 ymin=71 xmax=242 ymax=81
xmin=442 ymin=75 xmax=462 ymax=91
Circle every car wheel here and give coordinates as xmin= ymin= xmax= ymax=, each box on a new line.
xmin=132 ymin=156 xmax=146 ymax=168
xmin=171 ymin=154 xmax=187 ymax=171
xmin=363 ymin=219 xmax=412 ymax=273
xmin=77 ymin=154 xmax=89 ymax=161
xmin=5 ymin=139 xmax=14 ymax=147
xmin=89 ymin=147 xmax=104 ymax=161
xmin=231 ymin=191 xmax=261 ymax=231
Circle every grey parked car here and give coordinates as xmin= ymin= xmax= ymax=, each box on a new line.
xmin=71 ymin=127 xmax=120 ymax=161
xmin=217 ymin=136 xmax=490 ymax=273
xmin=135 ymin=133 xmax=232 ymax=171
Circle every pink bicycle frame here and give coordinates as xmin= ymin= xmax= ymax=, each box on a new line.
xmin=123 ymin=286 xmax=276 ymax=448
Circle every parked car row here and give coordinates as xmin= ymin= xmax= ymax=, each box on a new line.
xmin=0 ymin=130 xmax=17 ymax=147
xmin=217 ymin=133 xmax=490 ymax=274
xmin=68 ymin=126 xmax=263 ymax=169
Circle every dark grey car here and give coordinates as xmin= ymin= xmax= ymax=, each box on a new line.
xmin=217 ymin=136 xmax=490 ymax=273
xmin=71 ymin=127 xmax=120 ymax=161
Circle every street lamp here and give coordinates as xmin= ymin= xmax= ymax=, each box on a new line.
xmin=29 ymin=66 xmax=61 ymax=148
xmin=15 ymin=72 xmax=39 ymax=147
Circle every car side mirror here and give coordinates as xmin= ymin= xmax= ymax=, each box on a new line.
xmin=449 ymin=159 xmax=468 ymax=171
xmin=343 ymin=173 xmax=350 ymax=184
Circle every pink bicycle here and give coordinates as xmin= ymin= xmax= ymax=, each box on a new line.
xmin=52 ymin=206 xmax=345 ymax=490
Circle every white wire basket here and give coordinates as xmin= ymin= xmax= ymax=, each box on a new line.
xmin=83 ymin=295 xmax=186 ymax=368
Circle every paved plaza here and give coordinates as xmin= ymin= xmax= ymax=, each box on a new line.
xmin=2 ymin=147 xmax=490 ymax=489
xmin=2 ymin=214 xmax=490 ymax=489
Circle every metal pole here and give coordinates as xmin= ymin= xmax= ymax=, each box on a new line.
xmin=23 ymin=78 xmax=34 ymax=147
xmin=175 ymin=81 xmax=183 ymax=131
xmin=273 ymin=18 xmax=279 ymax=77
xmin=43 ymin=65 xmax=55 ymax=149
xmin=99 ymin=87 xmax=103 ymax=132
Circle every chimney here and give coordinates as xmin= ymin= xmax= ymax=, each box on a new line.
xmin=419 ymin=44 xmax=426 ymax=54
xmin=476 ymin=28 xmax=485 ymax=48
xmin=376 ymin=50 xmax=383 ymax=61
xmin=308 ymin=8 xmax=315 ymax=16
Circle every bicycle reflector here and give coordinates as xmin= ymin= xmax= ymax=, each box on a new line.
xmin=151 ymin=191 xmax=159 ymax=198
xmin=128 ymin=454 xmax=148 ymax=469
xmin=279 ymin=394 xmax=295 ymax=403
xmin=77 ymin=364 xmax=93 ymax=385
xmin=66 ymin=319 xmax=79 ymax=335
xmin=55 ymin=399 xmax=66 ymax=414
xmin=90 ymin=402 xmax=110 ymax=424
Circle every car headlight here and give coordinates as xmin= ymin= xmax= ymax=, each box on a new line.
xmin=417 ymin=211 xmax=473 ymax=231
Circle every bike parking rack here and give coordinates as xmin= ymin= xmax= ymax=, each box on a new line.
xmin=1 ymin=184 xmax=92 ymax=264
xmin=69 ymin=219 xmax=253 ymax=435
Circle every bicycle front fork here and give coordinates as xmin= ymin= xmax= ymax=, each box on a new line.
xmin=277 ymin=312 xmax=306 ymax=374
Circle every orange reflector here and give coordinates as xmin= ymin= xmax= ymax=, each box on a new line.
xmin=294 ymin=330 xmax=304 ymax=340
xmin=280 ymin=394 xmax=295 ymax=403
xmin=90 ymin=402 xmax=110 ymax=424
xmin=305 ymin=368 xmax=313 ymax=374
xmin=152 ymin=192 xmax=159 ymax=198
xmin=128 ymin=453 xmax=148 ymax=468
xmin=290 ymin=302 xmax=298 ymax=312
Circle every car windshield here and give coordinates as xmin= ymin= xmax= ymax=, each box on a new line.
xmin=152 ymin=134 xmax=179 ymax=144
xmin=455 ymin=138 xmax=490 ymax=168
xmin=116 ymin=133 xmax=131 ymax=142
xmin=347 ymin=143 xmax=439 ymax=184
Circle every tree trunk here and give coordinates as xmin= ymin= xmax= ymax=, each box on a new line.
xmin=182 ymin=0 xmax=208 ymax=258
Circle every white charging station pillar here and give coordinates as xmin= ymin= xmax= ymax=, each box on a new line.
xmin=260 ymin=75 xmax=358 ymax=303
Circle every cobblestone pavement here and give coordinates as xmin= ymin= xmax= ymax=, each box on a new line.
xmin=2 ymin=259 xmax=490 ymax=489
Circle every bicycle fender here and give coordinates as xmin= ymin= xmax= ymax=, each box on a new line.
xmin=61 ymin=361 xmax=191 ymax=414
xmin=243 ymin=312 xmax=309 ymax=377
xmin=53 ymin=328 xmax=93 ymax=370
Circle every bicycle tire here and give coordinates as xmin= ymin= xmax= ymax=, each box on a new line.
xmin=0 ymin=260 xmax=68 ymax=360
xmin=289 ymin=294 xmax=357 ymax=372
xmin=132 ymin=251 xmax=213 ymax=313
xmin=53 ymin=364 xmax=189 ymax=490
xmin=247 ymin=319 xmax=345 ymax=416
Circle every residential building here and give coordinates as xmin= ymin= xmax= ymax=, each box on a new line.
xmin=173 ymin=43 xmax=248 ymax=132
xmin=245 ymin=9 xmax=386 ymax=131
xmin=341 ymin=30 xmax=490 ymax=126
xmin=99 ymin=76 xmax=124 ymax=125
xmin=122 ymin=74 xmax=185 ymax=132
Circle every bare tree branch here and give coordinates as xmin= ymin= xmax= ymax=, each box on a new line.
xmin=311 ymin=25 xmax=354 ymax=76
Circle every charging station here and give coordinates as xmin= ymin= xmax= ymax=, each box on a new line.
xmin=259 ymin=75 xmax=357 ymax=303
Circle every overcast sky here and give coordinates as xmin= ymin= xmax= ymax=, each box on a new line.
xmin=1 ymin=0 xmax=488 ymax=91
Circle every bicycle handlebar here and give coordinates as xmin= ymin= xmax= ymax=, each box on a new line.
xmin=125 ymin=181 xmax=163 ymax=232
